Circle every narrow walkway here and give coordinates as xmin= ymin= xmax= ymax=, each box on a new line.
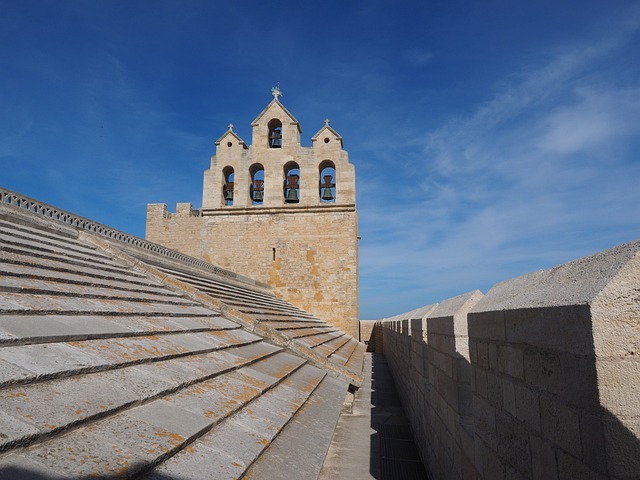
xmin=319 ymin=352 xmax=429 ymax=479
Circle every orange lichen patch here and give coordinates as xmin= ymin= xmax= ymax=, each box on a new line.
xmin=204 ymin=409 xmax=219 ymax=419
xmin=232 ymin=462 xmax=242 ymax=468
xmin=209 ymin=329 xmax=243 ymax=344
xmin=155 ymin=430 xmax=185 ymax=447
xmin=74 ymin=409 xmax=83 ymax=415
xmin=22 ymin=414 xmax=33 ymax=420
xmin=299 ymin=376 xmax=322 ymax=394
xmin=45 ymin=424 xmax=57 ymax=430
xmin=223 ymin=385 xmax=262 ymax=405
xmin=258 ymin=438 xmax=270 ymax=446
xmin=233 ymin=373 xmax=270 ymax=391
xmin=183 ymin=381 xmax=219 ymax=395
xmin=6 ymin=391 xmax=28 ymax=399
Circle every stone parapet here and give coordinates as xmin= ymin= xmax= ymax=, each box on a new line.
xmin=374 ymin=239 xmax=640 ymax=479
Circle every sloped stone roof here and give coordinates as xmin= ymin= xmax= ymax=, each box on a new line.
xmin=0 ymin=187 xmax=363 ymax=479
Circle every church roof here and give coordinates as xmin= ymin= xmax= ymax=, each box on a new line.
xmin=0 ymin=187 xmax=363 ymax=479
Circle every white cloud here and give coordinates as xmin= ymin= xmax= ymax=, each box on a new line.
xmin=359 ymin=16 xmax=640 ymax=318
xmin=402 ymin=50 xmax=434 ymax=67
xmin=538 ymin=87 xmax=640 ymax=154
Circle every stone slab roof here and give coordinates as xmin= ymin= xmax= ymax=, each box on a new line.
xmin=0 ymin=188 xmax=364 ymax=479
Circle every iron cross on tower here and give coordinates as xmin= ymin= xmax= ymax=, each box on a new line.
xmin=271 ymin=84 xmax=282 ymax=99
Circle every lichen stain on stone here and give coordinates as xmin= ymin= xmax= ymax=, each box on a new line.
xmin=155 ymin=430 xmax=185 ymax=447
xmin=307 ymin=248 xmax=320 ymax=277
xmin=268 ymin=259 xmax=285 ymax=288
xmin=6 ymin=391 xmax=27 ymax=399
xmin=204 ymin=409 xmax=219 ymax=419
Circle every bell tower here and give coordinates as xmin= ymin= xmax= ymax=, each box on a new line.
xmin=146 ymin=88 xmax=359 ymax=337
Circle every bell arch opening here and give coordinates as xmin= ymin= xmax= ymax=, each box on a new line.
xmin=222 ymin=166 xmax=234 ymax=206
xmin=319 ymin=160 xmax=336 ymax=203
xmin=268 ymin=119 xmax=283 ymax=148
xmin=250 ymin=163 xmax=264 ymax=204
xmin=283 ymin=161 xmax=300 ymax=204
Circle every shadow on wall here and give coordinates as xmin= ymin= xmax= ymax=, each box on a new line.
xmin=0 ymin=465 xmax=199 ymax=480
xmin=368 ymin=352 xmax=431 ymax=480
xmin=373 ymin=301 xmax=640 ymax=479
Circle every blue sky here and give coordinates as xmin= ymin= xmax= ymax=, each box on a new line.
xmin=2 ymin=1 xmax=640 ymax=319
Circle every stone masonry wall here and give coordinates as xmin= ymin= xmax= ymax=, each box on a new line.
xmin=374 ymin=240 xmax=640 ymax=480
xmin=146 ymin=203 xmax=359 ymax=337
xmin=146 ymin=97 xmax=360 ymax=338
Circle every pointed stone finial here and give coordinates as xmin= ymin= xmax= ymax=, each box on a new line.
xmin=324 ymin=118 xmax=330 ymax=126
xmin=271 ymin=84 xmax=282 ymax=99
xmin=228 ymin=123 xmax=234 ymax=131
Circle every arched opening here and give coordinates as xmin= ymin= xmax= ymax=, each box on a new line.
xmin=222 ymin=166 xmax=234 ymax=206
xmin=250 ymin=163 xmax=265 ymax=204
xmin=268 ymin=119 xmax=283 ymax=148
xmin=283 ymin=161 xmax=300 ymax=204
xmin=319 ymin=161 xmax=336 ymax=203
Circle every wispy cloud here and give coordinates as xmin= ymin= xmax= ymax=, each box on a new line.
xmin=359 ymin=13 xmax=640 ymax=318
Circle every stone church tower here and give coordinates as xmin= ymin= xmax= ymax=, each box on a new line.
xmin=146 ymin=89 xmax=359 ymax=336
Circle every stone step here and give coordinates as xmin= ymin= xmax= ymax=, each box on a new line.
xmin=187 ymin=287 xmax=310 ymax=317
xmin=0 ymin=341 xmax=282 ymax=452
xmin=133 ymin=249 xmax=365 ymax=386
xmin=344 ymin=342 xmax=366 ymax=375
xmin=155 ymin=265 xmax=310 ymax=315
xmin=0 ymin=261 xmax=183 ymax=297
xmin=296 ymin=331 xmax=344 ymax=348
xmin=284 ymin=326 xmax=339 ymax=340
xmin=0 ymin=351 xmax=308 ymax=479
xmin=0 ymin=219 xmax=111 ymax=259
xmin=0 ymin=292 xmax=216 ymax=316
xmin=0 ymin=328 xmax=260 ymax=387
xmin=258 ymin=320 xmax=331 ymax=330
xmin=144 ymin=363 xmax=326 ymax=479
xmin=254 ymin=314 xmax=322 ymax=324
xmin=1 ymin=242 xmax=147 ymax=280
xmin=244 ymin=373 xmax=348 ymax=480
xmin=311 ymin=333 xmax=350 ymax=358
xmin=0 ymin=249 xmax=161 ymax=288
xmin=239 ymin=307 xmax=317 ymax=320
xmin=0 ymin=314 xmax=233 ymax=346
xmin=0 ymin=275 xmax=197 ymax=306
xmin=329 ymin=337 xmax=359 ymax=366
xmin=0 ymin=231 xmax=129 ymax=272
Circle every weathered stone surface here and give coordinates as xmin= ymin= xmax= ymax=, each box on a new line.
xmin=146 ymin=98 xmax=359 ymax=338
xmin=0 ymin=194 xmax=355 ymax=479
xmin=245 ymin=374 xmax=347 ymax=479
xmin=376 ymin=239 xmax=640 ymax=480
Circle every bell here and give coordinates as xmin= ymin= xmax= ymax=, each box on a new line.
xmin=285 ymin=188 xmax=299 ymax=203
xmin=253 ymin=189 xmax=264 ymax=202
xmin=224 ymin=189 xmax=233 ymax=201
xmin=321 ymin=187 xmax=334 ymax=201
xmin=269 ymin=130 xmax=282 ymax=148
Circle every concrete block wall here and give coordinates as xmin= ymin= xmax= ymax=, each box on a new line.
xmin=376 ymin=239 xmax=640 ymax=480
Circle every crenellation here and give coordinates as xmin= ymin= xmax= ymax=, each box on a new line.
xmin=368 ymin=239 xmax=640 ymax=479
